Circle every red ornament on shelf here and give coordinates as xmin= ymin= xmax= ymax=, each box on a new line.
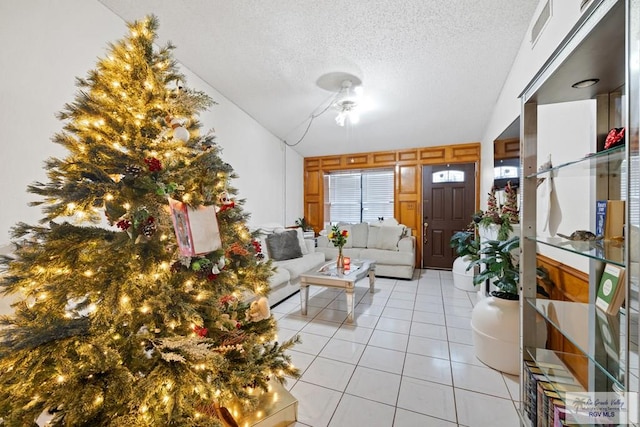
xmin=604 ymin=127 xmax=625 ymax=150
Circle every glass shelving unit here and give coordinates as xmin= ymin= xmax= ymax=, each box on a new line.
xmin=518 ymin=0 xmax=639 ymax=425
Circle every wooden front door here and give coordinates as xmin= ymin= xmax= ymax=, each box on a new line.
xmin=422 ymin=163 xmax=476 ymax=269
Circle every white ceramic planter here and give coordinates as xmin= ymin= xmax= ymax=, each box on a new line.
xmin=471 ymin=295 xmax=546 ymax=375
xmin=471 ymin=295 xmax=520 ymax=375
xmin=452 ymin=255 xmax=476 ymax=292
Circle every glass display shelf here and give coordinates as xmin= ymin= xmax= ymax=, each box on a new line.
xmin=526 ymin=236 xmax=625 ymax=267
xmin=524 ymin=145 xmax=625 ymax=179
xmin=526 ymin=298 xmax=623 ymax=386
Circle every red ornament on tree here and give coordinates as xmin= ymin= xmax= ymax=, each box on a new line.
xmin=116 ymin=219 xmax=131 ymax=230
xmin=144 ymin=157 xmax=162 ymax=172
xmin=194 ymin=325 xmax=208 ymax=337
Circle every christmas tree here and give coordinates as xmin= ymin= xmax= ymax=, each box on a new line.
xmin=0 ymin=16 xmax=298 ymax=426
xmin=481 ymin=185 xmax=502 ymax=226
xmin=501 ymin=180 xmax=519 ymax=224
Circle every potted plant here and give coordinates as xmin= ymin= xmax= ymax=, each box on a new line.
xmin=477 ymin=182 xmax=518 ymax=241
xmin=449 ymin=228 xmax=480 ymax=291
xmin=467 ymin=236 xmax=546 ymax=375
xmin=295 ymin=217 xmax=315 ymax=239
xmin=469 ymin=236 xmax=520 ymax=299
xmin=467 ymin=235 xmax=521 ymax=375
xmin=295 ymin=217 xmax=313 ymax=231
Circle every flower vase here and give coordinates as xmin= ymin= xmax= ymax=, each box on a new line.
xmin=336 ymin=247 xmax=345 ymax=272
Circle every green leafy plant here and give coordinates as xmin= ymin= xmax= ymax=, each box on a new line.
xmin=328 ymin=224 xmax=349 ymax=248
xmin=477 ymin=182 xmax=518 ymax=240
xmin=478 ymin=214 xmax=514 ymax=241
xmin=295 ymin=217 xmax=313 ymax=231
xmin=449 ymin=231 xmax=480 ymax=261
xmin=469 ymin=236 xmax=520 ymax=299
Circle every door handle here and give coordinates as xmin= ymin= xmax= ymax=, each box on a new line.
xmin=423 ymin=222 xmax=429 ymax=244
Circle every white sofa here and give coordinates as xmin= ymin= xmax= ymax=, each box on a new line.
xmin=255 ymin=225 xmax=326 ymax=306
xmin=316 ymin=221 xmax=416 ymax=279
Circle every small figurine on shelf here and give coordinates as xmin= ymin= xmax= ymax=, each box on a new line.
xmin=604 ymin=127 xmax=625 ymax=150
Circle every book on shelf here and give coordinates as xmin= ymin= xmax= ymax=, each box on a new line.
xmin=524 ymin=361 xmax=584 ymax=427
xmin=596 ymin=263 xmax=626 ymax=315
xmin=604 ymin=200 xmax=625 ymax=240
xmin=595 ymin=200 xmax=607 ymax=237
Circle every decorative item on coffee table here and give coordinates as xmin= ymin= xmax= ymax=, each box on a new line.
xmin=328 ymin=224 xmax=349 ymax=272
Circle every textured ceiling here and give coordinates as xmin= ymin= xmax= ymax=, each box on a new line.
xmin=99 ymin=0 xmax=539 ymax=157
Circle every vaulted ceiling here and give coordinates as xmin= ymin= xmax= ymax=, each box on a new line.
xmin=99 ymin=0 xmax=539 ymax=157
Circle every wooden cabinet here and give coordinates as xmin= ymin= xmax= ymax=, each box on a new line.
xmin=519 ymin=0 xmax=638 ymax=424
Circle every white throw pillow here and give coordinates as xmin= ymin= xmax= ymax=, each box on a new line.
xmin=350 ymin=222 xmax=369 ymax=248
xmin=375 ymin=225 xmax=404 ymax=251
xmin=295 ymin=227 xmax=310 ymax=255
xmin=367 ymin=226 xmax=379 ymax=248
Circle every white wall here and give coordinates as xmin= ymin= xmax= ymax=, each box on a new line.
xmin=481 ymin=0 xmax=592 ymax=204
xmin=0 ymin=0 xmax=302 ymax=246
xmin=480 ymin=1 xmax=597 ymax=272
xmin=536 ymin=100 xmax=595 ymax=271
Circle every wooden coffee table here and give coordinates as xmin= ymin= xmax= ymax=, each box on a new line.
xmin=299 ymin=259 xmax=376 ymax=322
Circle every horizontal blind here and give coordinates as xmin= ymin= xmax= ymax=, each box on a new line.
xmin=329 ymin=172 xmax=361 ymax=223
xmin=327 ymin=169 xmax=394 ymax=224
xmin=362 ymin=170 xmax=394 ymax=223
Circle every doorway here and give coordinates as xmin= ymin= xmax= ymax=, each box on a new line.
xmin=422 ymin=163 xmax=476 ymax=269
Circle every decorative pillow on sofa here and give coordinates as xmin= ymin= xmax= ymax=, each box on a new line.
xmin=375 ymin=225 xmax=405 ymax=251
xmin=295 ymin=227 xmax=310 ymax=255
xmin=350 ymin=222 xmax=369 ymax=248
xmin=265 ymin=230 xmax=302 ymax=261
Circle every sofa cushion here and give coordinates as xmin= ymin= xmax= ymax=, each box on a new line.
xmin=315 ymin=247 xmax=363 ymax=262
xmin=268 ymin=265 xmax=291 ymax=288
xmin=350 ymin=222 xmax=369 ymax=248
xmin=375 ymin=225 xmax=404 ymax=251
xmin=295 ymin=227 xmax=310 ymax=255
xmin=274 ymin=252 xmax=326 ymax=281
xmin=360 ymin=248 xmax=414 ymax=266
xmin=265 ymin=230 xmax=302 ymax=261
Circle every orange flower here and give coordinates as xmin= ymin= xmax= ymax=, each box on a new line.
xmin=328 ymin=225 xmax=349 ymax=248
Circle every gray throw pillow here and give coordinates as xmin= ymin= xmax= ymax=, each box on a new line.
xmin=266 ymin=230 xmax=303 ymax=261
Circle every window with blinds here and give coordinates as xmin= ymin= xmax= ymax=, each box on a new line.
xmin=326 ymin=169 xmax=394 ymax=224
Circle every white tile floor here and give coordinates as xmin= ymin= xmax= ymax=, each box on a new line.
xmin=272 ymin=269 xmax=522 ymax=427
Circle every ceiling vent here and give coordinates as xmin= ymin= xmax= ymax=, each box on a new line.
xmin=531 ymin=0 xmax=552 ymax=46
